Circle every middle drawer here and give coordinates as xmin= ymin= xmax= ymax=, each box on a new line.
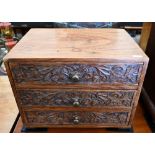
xmin=17 ymin=89 xmax=136 ymax=108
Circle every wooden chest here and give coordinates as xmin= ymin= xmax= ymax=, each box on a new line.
xmin=4 ymin=28 xmax=149 ymax=130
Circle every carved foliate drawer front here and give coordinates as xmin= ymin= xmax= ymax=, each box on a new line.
xmin=18 ymin=89 xmax=135 ymax=107
xmin=10 ymin=63 xmax=143 ymax=85
xmin=25 ymin=110 xmax=129 ymax=125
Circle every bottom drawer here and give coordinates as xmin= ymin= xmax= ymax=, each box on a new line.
xmin=24 ymin=110 xmax=130 ymax=127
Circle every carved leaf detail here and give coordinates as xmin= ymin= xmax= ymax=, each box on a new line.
xmin=11 ymin=63 xmax=142 ymax=84
xmin=25 ymin=111 xmax=129 ymax=125
xmin=18 ymin=90 xmax=135 ymax=107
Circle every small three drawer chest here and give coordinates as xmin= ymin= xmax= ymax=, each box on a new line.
xmin=4 ymin=28 xmax=149 ymax=131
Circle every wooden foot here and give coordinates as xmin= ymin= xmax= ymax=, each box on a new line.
xmin=107 ymin=127 xmax=133 ymax=133
xmin=117 ymin=127 xmax=133 ymax=133
xmin=21 ymin=126 xmax=48 ymax=133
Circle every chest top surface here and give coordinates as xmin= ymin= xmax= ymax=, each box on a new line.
xmin=4 ymin=28 xmax=148 ymax=62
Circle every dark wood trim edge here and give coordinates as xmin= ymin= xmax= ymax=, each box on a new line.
xmin=10 ymin=112 xmax=20 ymax=133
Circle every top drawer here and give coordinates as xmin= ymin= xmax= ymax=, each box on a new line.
xmin=9 ymin=62 xmax=143 ymax=86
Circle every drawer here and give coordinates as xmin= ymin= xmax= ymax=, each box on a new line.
xmin=17 ymin=89 xmax=136 ymax=108
xmin=24 ymin=110 xmax=130 ymax=126
xmin=10 ymin=62 xmax=143 ymax=86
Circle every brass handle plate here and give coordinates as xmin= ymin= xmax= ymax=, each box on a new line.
xmin=73 ymin=116 xmax=79 ymax=124
xmin=70 ymin=72 xmax=80 ymax=82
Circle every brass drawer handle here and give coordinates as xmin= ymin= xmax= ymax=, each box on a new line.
xmin=73 ymin=98 xmax=80 ymax=107
xmin=70 ymin=73 xmax=80 ymax=82
xmin=73 ymin=116 xmax=79 ymax=124
xmin=73 ymin=101 xmax=80 ymax=107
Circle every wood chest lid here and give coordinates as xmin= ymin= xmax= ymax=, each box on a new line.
xmin=4 ymin=28 xmax=148 ymax=62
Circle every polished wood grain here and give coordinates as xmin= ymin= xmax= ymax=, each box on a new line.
xmin=4 ymin=29 xmax=148 ymax=62
xmin=0 ymin=76 xmax=18 ymax=132
xmin=4 ymin=28 xmax=149 ymax=130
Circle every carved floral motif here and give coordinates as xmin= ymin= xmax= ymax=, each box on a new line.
xmin=25 ymin=111 xmax=129 ymax=125
xmin=11 ymin=63 xmax=142 ymax=84
xmin=18 ymin=90 xmax=135 ymax=107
